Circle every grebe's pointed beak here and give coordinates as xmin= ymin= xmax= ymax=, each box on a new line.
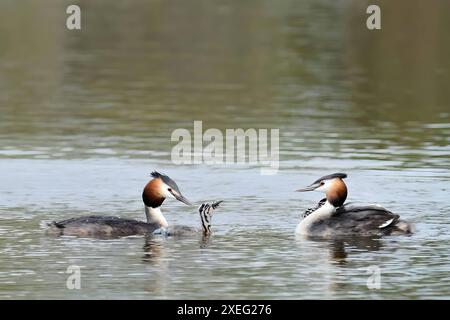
xmin=296 ymin=182 xmax=320 ymax=192
xmin=173 ymin=193 xmax=192 ymax=206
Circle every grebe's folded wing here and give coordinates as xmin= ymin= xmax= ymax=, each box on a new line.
xmin=48 ymin=215 xmax=161 ymax=238
xmin=336 ymin=203 xmax=396 ymax=215
xmin=333 ymin=203 xmax=400 ymax=230
xmin=52 ymin=215 xmax=120 ymax=226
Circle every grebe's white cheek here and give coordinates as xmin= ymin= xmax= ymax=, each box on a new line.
xmin=161 ymin=184 xmax=175 ymax=198
xmin=314 ymin=185 xmax=326 ymax=192
xmin=314 ymin=180 xmax=332 ymax=193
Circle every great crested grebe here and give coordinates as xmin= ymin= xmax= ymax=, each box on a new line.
xmin=295 ymin=173 xmax=413 ymax=237
xmin=153 ymin=201 xmax=223 ymax=237
xmin=47 ymin=171 xmax=192 ymax=238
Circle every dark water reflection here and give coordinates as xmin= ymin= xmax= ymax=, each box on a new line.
xmin=0 ymin=0 xmax=449 ymax=299
xmin=327 ymin=237 xmax=384 ymax=265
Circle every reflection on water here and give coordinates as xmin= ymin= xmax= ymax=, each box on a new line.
xmin=142 ymin=233 xmax=212 ymax=264
xmin=0 ymin=0 xmax=449 ymax=299
xmin=1 ymin=0 xmax=449 ymax=169
xmin=142 ymin=237 xmax=167 ymax=264
xmin=327 ymin=237 xmax=384 ymax=265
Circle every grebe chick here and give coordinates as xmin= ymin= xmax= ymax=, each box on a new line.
xmin=153 ymin=201 xmax=223 ymax=237
xmin=295 ymin=173 xmax=413 ymax=237
xmin=47 ymin=171 xmax=191 ymax=239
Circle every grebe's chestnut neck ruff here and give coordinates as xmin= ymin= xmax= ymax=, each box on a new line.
xmin=295 ymin=173 xmax=413 ymax=237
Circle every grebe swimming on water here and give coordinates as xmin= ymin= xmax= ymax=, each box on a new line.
xmin=47 ymin=171 xmax=192 ymax=238
xmin=153 ymin=201 xmax=223 ymax=237
xmin=295 ymin=173 xmax=413 ymax=237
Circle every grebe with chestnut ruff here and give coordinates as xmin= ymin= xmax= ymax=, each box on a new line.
xmin=295 ymin=173 xmax=413 ymax=237
xmin=47 ymin=171 xmax=192 ymax=238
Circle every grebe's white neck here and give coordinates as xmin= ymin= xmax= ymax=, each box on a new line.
xmin=145 ymin=206 xmax=168 ymax=228
xmin=295 ymin=200 xmax=336 ymax=235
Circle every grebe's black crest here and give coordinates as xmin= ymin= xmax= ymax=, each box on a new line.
xmin=150 ymin=171 xmax=182 ymax=194
xmin=313 ymin=172 xmax=347 ymax=184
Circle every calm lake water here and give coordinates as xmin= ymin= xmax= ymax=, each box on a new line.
xmin=0 ymin=0 xmax=449 ymax=299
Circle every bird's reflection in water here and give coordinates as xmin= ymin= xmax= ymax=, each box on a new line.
xmin=199 ymin=234 xmax=212 ymax=249
xmin=327 ymin=236 xmax=383 ymax=265
xmin=298 ymin=235 xmax=384 ymax=265
xmin=142 ymin=236 xmax=166 ymax=264
xmin=142 ymin=233 xmax=213 ymax=263
xmin=329 ymin=240 xmax=348 ymax=264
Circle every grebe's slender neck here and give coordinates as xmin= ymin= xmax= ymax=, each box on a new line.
xmin=296 ymin=200 xmax=336 ymax=235
xmin=198 ymin=202 xmax=221 ymax=235
xmin=145 ymin=206 xmax=168 ymax=228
